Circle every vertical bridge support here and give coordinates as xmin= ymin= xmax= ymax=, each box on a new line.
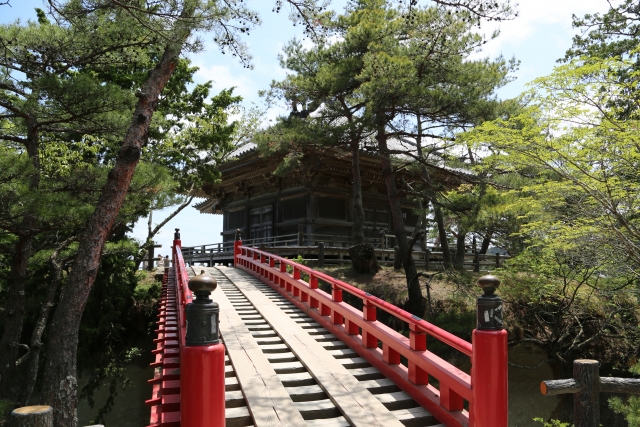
xmin=147 ymin=228 xmax=226 ymax=427
xmin=180 ymin=271 xmax=225 ymax=427
xmin=471 ymin=274 xmax=508 ymax=427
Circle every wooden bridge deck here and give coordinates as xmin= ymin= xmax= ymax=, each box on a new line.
xmin=193 ymin=266 xmax=445 ymax=427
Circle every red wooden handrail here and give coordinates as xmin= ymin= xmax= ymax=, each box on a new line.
xmin=173 ymin=239 xmax=225 ymax=427
xmin=234 ymin=241 xmax=508 ymax=427
xmin=173 ymin=244 xmax=188 ymax=348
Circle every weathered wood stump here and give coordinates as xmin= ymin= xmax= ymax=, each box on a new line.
xmin=348 ymin=243 xmax=379 ymax=274
xmin=10 ymin=405 xmax=52 ymax=427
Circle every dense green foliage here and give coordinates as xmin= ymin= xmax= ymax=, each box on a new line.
xmin=261 ymin=0 xmax=516 ymax=315
xmin=452 ymin=1 xmax=640 ymax=422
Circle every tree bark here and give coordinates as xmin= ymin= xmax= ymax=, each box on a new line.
xmin=42 ymin=31 xmax=189 ymax=427
xmin=376 ymin=126 xmax=423 ymax=316
xmin=351 ymin=142 xmax=365 ymax=244
xmin=18 ymin=239 xmax=74 ymax=406
xmin=480 ymin=231 xmax=492 ymax=254
xmin=432 ymin=205 xmax=452 ymax=268
xmin=0 ymin=230 xmax=32 ymax=401
xmin=413 ymin=120 xmax=452 ymax=269
xmin=10 ymin=405 xmax=53 ymax=427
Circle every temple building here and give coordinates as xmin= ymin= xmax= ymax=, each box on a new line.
xmin=193 ymin=143 xmax=465 ymax=249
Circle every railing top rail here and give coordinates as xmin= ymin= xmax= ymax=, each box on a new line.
xmin=239 ymin=244 xmax=472 ymax=356
xmin=173 ymin=245 xmax=191 ymax=347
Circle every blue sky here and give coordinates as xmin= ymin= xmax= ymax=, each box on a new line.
xmin=1 ymin=0 xmax=611 ymax=255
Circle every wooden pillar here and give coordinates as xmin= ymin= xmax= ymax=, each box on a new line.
xmin=298 ymin=221 xmax=304 ymax=246
xmin=574 ymin=359 xmax=600 ymax=427
xmin=147 ymin=243 xmax=162 ymax=271
xmin=10 ymin=406 xmax=53 ymax=427
xmin=474 ymin=250 xmax=480 ymax=272
xmin=496 ymin=252 xmax=501 ymax=268
xmin=318 ymin=242 xmax=325 ymax=267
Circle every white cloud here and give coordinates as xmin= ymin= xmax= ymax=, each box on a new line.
xmin=193 ymin=63 xmax=257 ymax=100
xmin=479 ymin=0 xmax=609 ymax=57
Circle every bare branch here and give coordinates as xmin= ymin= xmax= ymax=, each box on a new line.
xmin=0 ymin=133 xmax=27 ymax=144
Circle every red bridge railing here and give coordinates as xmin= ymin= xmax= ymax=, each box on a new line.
xmin=147 ymin=231 xmax=224 ymax=427
xmin=234 ymin=238 xmax=508 ymax=427
xmin=148 ymin=234 xmax=508 ymax=427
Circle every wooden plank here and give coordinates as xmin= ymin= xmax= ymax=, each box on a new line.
xmin=286 ymin=384 xmax=327 ymax=401
xmin=390 ymin=406 xmax=437 ymax=427
xmin=226 ymin=406 xmax=254 ymax=427
xmin=220 ymin=267 xmax=406 ymax=427
xmin=375 ymin=391 xmax=419 ymax=410
xmin=214 ymin=277 xmax=307 ymax=427
xmin=306 ymin=417 xmax=351 ymax=427
xmin=295 ymin=399 xmax=342 ymax=419
xmin=226 ymin=390 xmax=246 ymax=407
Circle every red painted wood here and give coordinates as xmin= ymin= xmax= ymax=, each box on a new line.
xmin=232 ymin=246 xmax=513 ymax=427
xmin=180 ymin=344 xmax=226 ymax=427
xmin=471 ymin=329 xmax=508 ymax=427
xmin=238 ymin=256 xmax=470 ymax=427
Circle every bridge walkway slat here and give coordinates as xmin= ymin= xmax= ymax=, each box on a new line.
xmin=195 ymin=265 xmax=444 ymax=427
xmin=212 ymin=268 xmax=307 ymax=427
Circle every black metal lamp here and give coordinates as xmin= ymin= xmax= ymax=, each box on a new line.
xmin=185 ymin=270 xmax=220 ymax=346
xmin=476 ymin=274 xmax=504 ymax=331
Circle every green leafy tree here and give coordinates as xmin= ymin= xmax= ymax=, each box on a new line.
xmin=463 ymin=53 xmax=640 ymax=373
xmin=134 ymin=87 xmax=243 ymax=268
xmin=0 ymin=11 xmax=141 ymax=403
xmin=301 ymin=0 xmax=515 ymax=314
xmin=30 ymin=2 xmax=327 ymax=426
xmin=609 ymin=363 xmax=640 ymax=427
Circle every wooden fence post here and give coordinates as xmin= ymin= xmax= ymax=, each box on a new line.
xmin=379 ymin=229 xmax=385 ymax=249
xmin=318 ymin=242 xmax=325 ymax=268
xmin=574 ymin=360 xmax=600 ymax=427
xmin=393 ymin=246 xmax=401 ymax=270
xmin=474 ymin=251 xmax=480 ymax=272
xmin=495 ymin=252 xmax=501 ymax=269
xmin=10 ymin=406 xmax=53 ymax=427
xmin=542 ymin=359 xmax=640 ymax=426
xmin=298 ymin=222 xmax=304 ymax=246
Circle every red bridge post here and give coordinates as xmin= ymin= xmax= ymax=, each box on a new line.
xmin=173 ymin=228 xmax=182 ymax=252
xmin=471 ymin=274 xmax=508 ymax=427
xmin=234 ymin=229 xmax=242 ymax=266
xmin=180 ymin=270 xmax=225 ymax=427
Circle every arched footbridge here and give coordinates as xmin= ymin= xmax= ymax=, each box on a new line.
xmin=146 ymin=233 xmax=508 ymax=427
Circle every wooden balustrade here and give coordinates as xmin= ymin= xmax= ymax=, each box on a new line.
xmin=234 ymin=241 xmax=508 ymax=427
xmin=182 ymin=233 xmax=509 ymax=272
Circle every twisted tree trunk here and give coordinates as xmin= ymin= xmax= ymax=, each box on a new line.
xmin=42 ymin=32 xmax=190 ymax=427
